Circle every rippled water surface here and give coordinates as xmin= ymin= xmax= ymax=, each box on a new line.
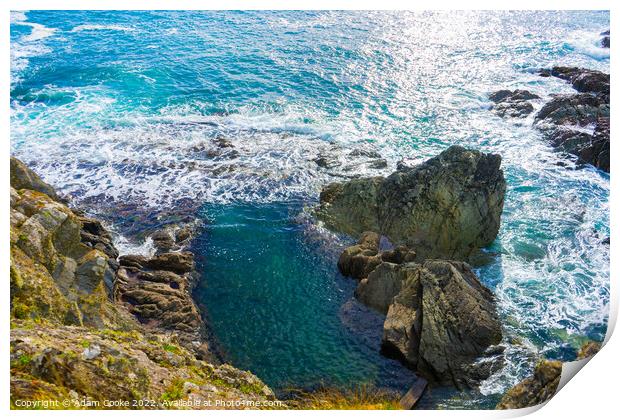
xmin=11 ymin=10 xmax=609 ymax=407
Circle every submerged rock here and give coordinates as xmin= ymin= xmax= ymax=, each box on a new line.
xmin=489 ymin=89 xmax=540 ymax=118
xmin=317 ymin=146 xmax=506 ymax=260
xmin=496 ymin=360 xmax=562 ymax=409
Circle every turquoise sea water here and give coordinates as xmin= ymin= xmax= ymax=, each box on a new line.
xmin=11 ymin=11 xmax=610 ymax=408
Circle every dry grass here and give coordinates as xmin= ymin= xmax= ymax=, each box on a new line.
xmin=285 ymin=384 xmax=402 ymax=410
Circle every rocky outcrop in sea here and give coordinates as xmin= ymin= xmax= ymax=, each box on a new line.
xmin=490 ymin=65 xmax=610 ymax=172
xmin=317 ymin=145 xmax=506 ymax=261
xmin=320 ymin=146 xmax=507 ymax=390
xmin=10 ymin=157 xmax=276 ymax=408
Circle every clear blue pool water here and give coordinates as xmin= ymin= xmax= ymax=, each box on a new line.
xmin=11 ymin=10 xmax=609 ymax=408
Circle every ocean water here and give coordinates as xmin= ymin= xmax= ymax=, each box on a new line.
xmin=11 ymin=10 xmax=610 ymax=408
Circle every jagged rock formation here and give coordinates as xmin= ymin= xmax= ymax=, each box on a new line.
xmin=10 ymin=157 xmax=276 ymax=409
xmin=338 ymin=234 xmax=503 ymax=389
xmin=536 ymin=66 xmax=610 ymax=172
xmin=338 ymin=231 xmax=416 ymax=281
xmin=495 ymin=360 xmax=562 ymax=409
xmin=317 ymin=146 xmax=506 ymax=261
xmin=489 ymin=89 xmax=540 ymax=118
xmin=115 ymin=248 xmax=208 ymax=358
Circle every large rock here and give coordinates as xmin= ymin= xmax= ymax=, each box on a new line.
xmin=317 ymin=146 xmax=506 ymax=260
xmin=10 ymin=157 xmax=61 ymax=201
xmin=496 ymin=360 xmax=562 ymax=409
xmin=489 ymin=89 xmax=540 ymax=118
xmin=535 ymin=93 xmax=609 ymax=126
xmin=10 ymin=186 xmax=129 ymax=329
xmin=354 ymin=257 xmax=503 ymax=389
xmin=540 ymin=66 xmax=610 ymax=98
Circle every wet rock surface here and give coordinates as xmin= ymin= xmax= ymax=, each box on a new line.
xmin=536 ymin=66 xmax=610 ymax=172
xmin=495 ymin=360 xmax=562 ymax=409
xmin=489 ymin=89 xmax=540 ymax=118
xmin=317 ymin=146 xmax=506 ymax=260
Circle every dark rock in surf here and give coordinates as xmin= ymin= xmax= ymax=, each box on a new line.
xmin=150 ymin=223 xmax=195 ymax=254
xmin=540 ymin=66 xmax=609 ymax=98
xmin=577 ymin=341 xmax=602 ymax=359
xmin=530 ymin=66 xmax=610 ymax=171
xmin=601 ymin=29 xmax=610 ymax=48
xmin=535 ymin=93 xmax=609 ymax=126
xmin=115 ymin=248 xmax=204 ymax=356
xmin=489 ymin=89 xmax=540 ymax=118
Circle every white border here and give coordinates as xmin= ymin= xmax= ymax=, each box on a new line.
xmin=2 ymin=1 xmax=616 ymax=419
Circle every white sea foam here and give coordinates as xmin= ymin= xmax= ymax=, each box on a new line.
xmin=114 ymin=236 xmax=156 ymax=257
xmin=10 ymin=11 xmax=28 ymax=23
xmin=10 ymin=12 xmax=57 ymax=84
xmin=21 ymin=22 xmax=57 ymax=42
xmin=566 ymin=30 xmax=610 ymax=61
xmin=70 ymin=24 xmax=135 ymax=32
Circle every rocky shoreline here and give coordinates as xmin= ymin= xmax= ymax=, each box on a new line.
xmin=10 ymin=119 xmax=606 ymax=409
xmin=10 ymin=157 xmax=278 ymax=409
xmin=316 ymin=144 xmax=604 ymax=408
xmin=489 ymin=64 xmax=610 ymax=173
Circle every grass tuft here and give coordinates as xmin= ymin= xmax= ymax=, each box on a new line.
xmin=285 ymin=384 xmax=402 ymax=410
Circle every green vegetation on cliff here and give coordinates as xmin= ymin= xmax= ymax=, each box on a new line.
xmin=9 ymin=157 xmax=277 ymax=410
